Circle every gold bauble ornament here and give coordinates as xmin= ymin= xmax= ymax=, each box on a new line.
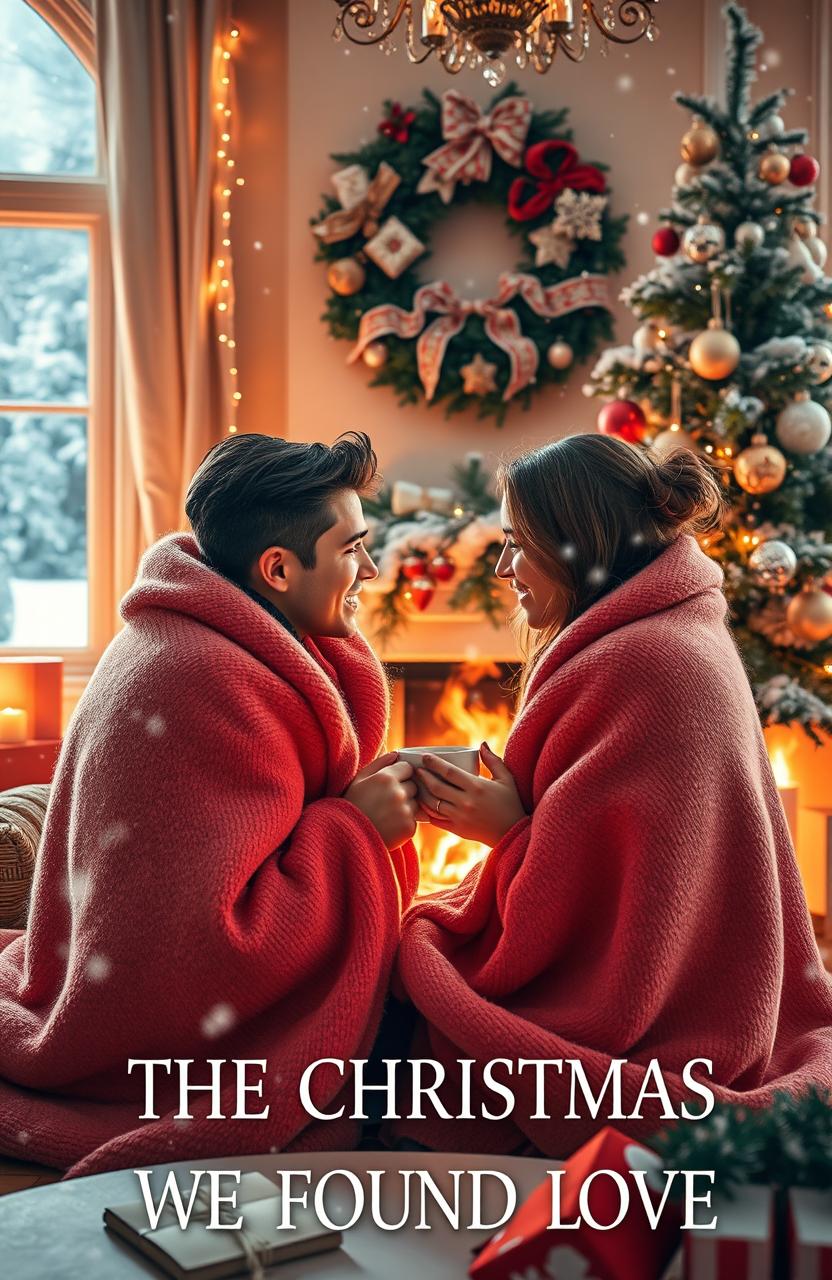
xmin=650 ymin=426 xmax=698 ymax=457
xmin=681 ymin=117 xmax=720 ymax=166
xmin=327 ymin=257 xmax=366 ymax=296
xmin=688 ymin=320 xmax=741 ymax=380
xmin=546 ymin=340 xmax=574 ymax=370
xmin=733 ymin=432 xmax=787 ymax=494
xmin=759 ymin=149 xmax=790 ymax=185
xmin=362 ymin=340 xmax=388 ymax=370
xmin=786 ymin=586 xmax=832 ymax=644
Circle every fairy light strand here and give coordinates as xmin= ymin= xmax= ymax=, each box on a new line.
xmin=211 ymin=19 xmax=241 ymax=433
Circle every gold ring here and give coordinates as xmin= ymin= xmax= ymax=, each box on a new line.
xmin=436 ymin=799 xmax=444 ymax=817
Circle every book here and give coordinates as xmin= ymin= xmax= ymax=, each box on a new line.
xmin=103 ymin=1171 xmax=342 ymax=1279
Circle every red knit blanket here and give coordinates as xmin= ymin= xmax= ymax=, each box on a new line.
xmin=393 ymin=534 xmax=832 ymax=1155
xmin=0 ymin=534 xmax=418 ymax=1176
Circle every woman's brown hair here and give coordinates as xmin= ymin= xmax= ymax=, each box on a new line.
xmin=496 ymin=434 xmax=728 ymax=702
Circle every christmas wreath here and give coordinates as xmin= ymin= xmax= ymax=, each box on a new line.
xmin=311 ymin=86 xmax=627 ymax=426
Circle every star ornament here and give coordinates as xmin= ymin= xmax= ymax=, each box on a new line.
xmin=528 ymin=221 xmax=574 ymax=268
xmin=461 ymin=352 xmax=498 ymax=396
xmin=553 ymin=188 xmax=608 ymax=241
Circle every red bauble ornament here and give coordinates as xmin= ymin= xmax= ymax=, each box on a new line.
xmin=409 ymin=577 xmax=435 ymax=612
xmin=652 ymin=225 xmax=681 ymax=257
xmin=789 ymin=154 xmax=820 ymax=187
xmin=597 ymin=398 xmax=648 ymax=442
xmin=401 ymin=555 xmax=429 ymax=581
xmin=429 ymin=554 xmax=456 ymax=583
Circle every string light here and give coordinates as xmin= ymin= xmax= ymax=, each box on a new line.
xmin=210 ymin=15 xmax=242 ymax=433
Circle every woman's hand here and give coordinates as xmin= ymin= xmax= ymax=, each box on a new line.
xmin=416 ymin=742 xmax=527 ymax=847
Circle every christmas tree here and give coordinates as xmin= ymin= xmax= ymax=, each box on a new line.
xmin=589 ymin=3 xmax=832 ymax=744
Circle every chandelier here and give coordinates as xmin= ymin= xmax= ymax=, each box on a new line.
xmin=332 ymin=1 xmax=660 ymax=83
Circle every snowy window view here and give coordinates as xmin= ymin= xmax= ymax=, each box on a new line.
xmin=0 ymin=1 xmax=98 ymax=649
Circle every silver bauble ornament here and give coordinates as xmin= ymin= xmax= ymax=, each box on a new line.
xmin=362 ymin=340 xmax=388 ymax=370
xmin=674 ymin=162 xmax=702 ymax=188
xmin=748 ymin=540 xmax=798 ymax=591
xmin=327 ymin=257 xmax=366 ymax=296
xmin=807 ymin=342 xmax=832 ymax=385
xmin=688 ymin=321 xmax=741 ymax=380
xmin=806 ymin=236 xmax=828 ymax=269
xmin=775 ymin=392 xmax=832 ymax=454
xmin=682 ymin=217 xmax=726 ymax=264
xmin=546 ymin=340 xmax=574 ymax=370
xmin=786 ymin=587 xmax=832 ymax=643
xmin=733 ymin=432 xmax=787 ymax=494
xmin=734 ymin=221 xmax=765 ymax=250
xmin=758 ymin=114 xmax=785 ymax=140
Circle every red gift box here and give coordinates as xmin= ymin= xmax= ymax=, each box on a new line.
xmin=683 ymin=1184 xmax=773 ymax=1280
xmin=789 ymin=1188 xmax=832 ymax=1280
xmin=469 ymin=1126 xmax=682 ymax=1280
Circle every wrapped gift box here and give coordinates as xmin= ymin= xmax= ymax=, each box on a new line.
xmin=470 ymin=1126 xmax=681 ymax=1280
xmin=789 ymin=1187 xmax=832 ymax=1280
xmin=684 ymin=1184 xmax=773 ymax=1280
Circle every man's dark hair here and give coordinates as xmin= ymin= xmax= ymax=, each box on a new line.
xmin=185 ymin=431 xmax=379 ymax=580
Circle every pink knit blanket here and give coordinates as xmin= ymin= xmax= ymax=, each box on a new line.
xmin=0 ymin=534 xmax=418 ymax=1176
xmin=393 ymin=534 xmax=832 ymax=1155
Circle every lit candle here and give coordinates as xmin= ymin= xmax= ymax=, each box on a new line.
xmin=422 ymin=0 xmax=447 ymax=41
xmin=770 ymin=747 xmax=798 ymax=845
xmin=0 ymin=707 xmax=28 ymax=743
xmin=545 ymin=0 xmax=575 ymax=30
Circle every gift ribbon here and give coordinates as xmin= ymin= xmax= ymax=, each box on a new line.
xmin=145 ymin=1182 xmax=269 ymax=1280
xmin=417 ymin=90 xmax=532 ymax=203
xmin=348 ymin=272 xmax=611 ymax=402
xmin=508 ymin=140 xmax=607 ymax=222
xmin=312 ymin=161 xmax=400 ymax=243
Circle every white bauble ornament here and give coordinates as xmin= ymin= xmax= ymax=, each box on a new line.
xmin=674 ymin=162 xmax=702 ymax=188
xmin=688 ymin=321 xmax=741 ymax=380
xmin=748 ymin=540 xmax=798 ymax=590
xmin=807 ymin=342 xmax=832 ymax=385
xmin=775 ymin=392 xmax=832 ymax=454
xmin=733 ymin=433 xmax=787 ymax=494
xmin=758 ymin=114 xmax=785 ymax=140
xmin=787 ymin=234 xmax=824 ymax=284
xmin=734 ymin=221 xmax=765 ymax=250
xmin=682 ymin=218 xmax=726 ymax=264
xmin=806 ymin=236 xmax=828 ymax=269
xmin=786 ymin=587 xmax=832 ymax=643
xmin=362 ymin=340 xmax=388 ymax=369
xmin=546 ymin=340 xmax=574 ymax=370
xmin=650 ymin=426 xmax=697 ymax=457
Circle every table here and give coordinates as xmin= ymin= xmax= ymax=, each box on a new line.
xmin=0 ymin=1150 xmax=553 ymax=1278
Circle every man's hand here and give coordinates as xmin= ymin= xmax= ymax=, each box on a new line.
xmin=344 ymin=752 xmax=418 ymax=850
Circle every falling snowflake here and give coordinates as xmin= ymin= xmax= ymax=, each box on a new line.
xmin=544 ymin=1245 xmax=601 ymax=1279
xmin=67 ymin=870 xmax=90 ymax=907
xmin=552 ymin=189 xmax=608 ymax=242
xmin=560 ymin=543 xmax=577 ymax=561
xmin=17 ymin=1131 xmax=29 ymax=1145
xmin=99 ymin=822 xmax=130 ymax=851
xmin=616 ymin=74 xmax=634 ymax=91
xmin=201 ymin=1002 xmax=237 ymax=1039
xmin=86 ymin=954 xmax=112 ymax=982
xmin=146 ymin=714 xmax=166 ymax=737
xmin=636 ymin=211 xmax=650 ymax=226
xmin=587 ymin=566 xmax=608 ymax=586
xmin=253 ymin=240 xmax=263 ymax=250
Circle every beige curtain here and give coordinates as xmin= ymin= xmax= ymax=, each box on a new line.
xmin=93 ymin=0 xmax=231 ymax=586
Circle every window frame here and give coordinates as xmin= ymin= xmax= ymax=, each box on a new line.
xmin=0 ymin=15 xmax=112 ymax=692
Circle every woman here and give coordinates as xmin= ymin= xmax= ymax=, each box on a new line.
xmin=390 ymin=433 xmax=832 ymax=1157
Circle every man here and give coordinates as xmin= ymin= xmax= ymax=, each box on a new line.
xmin=0 ymin=431 xmax=418 ymax=1176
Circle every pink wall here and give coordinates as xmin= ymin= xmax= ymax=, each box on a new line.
xmin=233 ymin=0 xmax=820 ymax=489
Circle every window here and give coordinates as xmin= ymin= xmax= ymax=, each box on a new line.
xmin=0 ymin=0 xmax=108 ymax=657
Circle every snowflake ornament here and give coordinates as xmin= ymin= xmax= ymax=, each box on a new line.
xmin=553 ymin=189 xmax=608 ymax=242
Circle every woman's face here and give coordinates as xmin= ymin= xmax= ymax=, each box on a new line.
xmin=496 ymin=498 xmax=565 ymax=630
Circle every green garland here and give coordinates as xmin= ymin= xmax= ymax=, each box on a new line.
xmin=312 ymin=85 xmax=627 ymax=426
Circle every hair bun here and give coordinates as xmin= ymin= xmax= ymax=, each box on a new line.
xmin=644 ymin=445 xmax=726 ymax=534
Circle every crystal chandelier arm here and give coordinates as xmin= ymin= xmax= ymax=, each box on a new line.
xmin=334 ymin=0 xmax=410 ymax=46
xmin=585 ymin=0 xmax=657 ymax=44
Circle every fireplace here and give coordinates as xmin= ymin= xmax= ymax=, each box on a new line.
xmin=386 ymin=660 xmax=519 ymax=895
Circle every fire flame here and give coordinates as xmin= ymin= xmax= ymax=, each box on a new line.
xmin=405 ymin=662 xmax=515 ymax=896
xmin=770 ymin=746 xmax=795 ymax=788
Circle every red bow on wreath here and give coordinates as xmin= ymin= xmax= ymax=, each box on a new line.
xmin=508 ymin=140 xmax=606 ymax=222
xmin=379 ymin=103 xmax=416 ymax=145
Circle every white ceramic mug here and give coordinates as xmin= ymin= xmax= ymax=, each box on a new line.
xmin=397 ymin=746 xmax=480 ymax=816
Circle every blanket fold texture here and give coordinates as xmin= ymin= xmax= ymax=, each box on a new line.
xmin=392 ymin=533 xmax=832 ymax=1155
xmin=0 ymin=533 xmax=418 ymax=1176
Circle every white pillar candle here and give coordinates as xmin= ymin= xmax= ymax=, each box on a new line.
xmin=0 ymin=706 xmax=28 ymax=743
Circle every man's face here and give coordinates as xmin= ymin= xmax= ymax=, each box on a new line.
xmin=253 ymin=489 xmax=379 ymax=639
